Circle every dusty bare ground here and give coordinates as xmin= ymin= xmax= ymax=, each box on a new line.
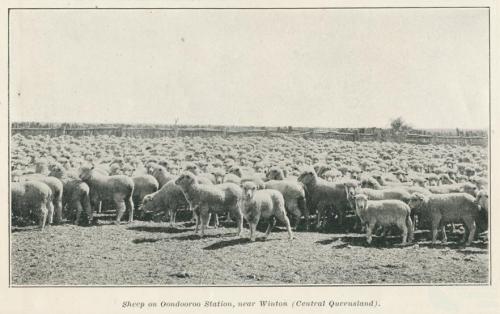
xmin=11 ymin=214 xmax=489 ymax=286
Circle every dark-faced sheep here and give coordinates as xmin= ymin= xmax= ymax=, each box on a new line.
xmin=79 ymin=166 xmax=135 ymax=224
xmin=11 ymin=181 xmax=54 ymax=229
xmin=240 ymin=182 xmax=293 ymax=241
xmin=353 ymin=194 xmax=413 ymax=245
xmin=297 ymin=170 xmax=357 ymax=230
xmin=175 ymin=172 xmax=243 ymax=237
xmin=408 ymin=192 xmax=479 ymax=246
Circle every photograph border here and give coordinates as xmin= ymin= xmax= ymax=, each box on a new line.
xmin=7 ymin=5 xmax=492 ymax=288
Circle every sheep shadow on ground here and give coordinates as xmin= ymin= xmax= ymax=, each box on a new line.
xmin=132 ymin=237 xmax=164 ymax=244
xmin=315 ymin=233 xmax=420 ymax=249
xmin=170 ymin=233 xmax=238 ymax=241
xmin=127 ymin=225 xmax=192 ymax=234
xmin=203 ymin=237 xmax=279 ymax=250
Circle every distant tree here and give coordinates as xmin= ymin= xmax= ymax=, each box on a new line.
xmin=390 ymin=117 xmax=412 ymax=132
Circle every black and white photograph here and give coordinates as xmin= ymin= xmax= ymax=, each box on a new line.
xmin=3 ymin=3 xmax=497 ymax=311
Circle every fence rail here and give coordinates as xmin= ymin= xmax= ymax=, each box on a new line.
xmin=11 ymin=127 xmax=488 ymax=146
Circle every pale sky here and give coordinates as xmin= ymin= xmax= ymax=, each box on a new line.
xmin=10 ymin=8 xmax=489 ymax=129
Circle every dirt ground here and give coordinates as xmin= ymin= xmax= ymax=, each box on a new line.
xmin=11 ymin=214 xmax=489 ymax=286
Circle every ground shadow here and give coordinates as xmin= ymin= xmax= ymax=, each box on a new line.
xmin=170 ymin=233 xmax=237 ymax=241
xmin=127 ymin=225 xmax=191 ymax=234
xmin=132 ymin=238 xmax=161 ymax=244
xmin=203 ymin=237 xmax=279 ymax=250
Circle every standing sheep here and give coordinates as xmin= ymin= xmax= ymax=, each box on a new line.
xmin=264 ymin=180 xmax=308 ymax=230
xmin=79 ymin=166 xmax=135 ymax=224
xmin=353 ymin=194 xmax=413 ymax=245
xmin=408 ymin=192 xmax=479 ymax=246
xmin=175 ymin=172 xmax=243 ymax=237
xmin=297 ymin=170 xmax=357 ymax=230
xmin=20 ymin=174 xmax=64 ymax=224
xmin=240 ymin=182 xmax=293 ymax=241
xmin=11 ymin=181 xmax=54 ymax=229
xmin=49 ymin=165 xmax=92 ymax=225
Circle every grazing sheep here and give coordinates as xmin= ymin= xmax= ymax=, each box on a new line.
xmin=264 ymin=180 xmax=308 ymax=230
xmin=11 ymin=181 xmax=54 ymax=229
xmin=20 ymin=174 xmax=64 ymax=224
xmin=132 ymin=175 xmax=159 ymax=213
xmin=240 ymin=182 xmax=293 ymax=241
xmin=49 ymin=165 xmax=92 ymax=225
xmin=408 ymin=192 xmax=479 ymax=246
xmin=139 ymin=180 xmax=189 ymax=225
xmin=79 ymin=166 xmax=135 ymax=224
xmin=353 ymin=194 xmax=413 ymax=245
xmin=297 ymin=169 xmax=357 ymax=230
xmin=175 ymin=172 xmax=243 ymax=237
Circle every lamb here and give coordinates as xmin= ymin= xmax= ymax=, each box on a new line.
xmin=139 ymin=180 xmax=189 ymax=225
xmin=240 ymin=182 xmax=293 ymax=241
xmin=11 ymin=181 xmax=54 ymax=229
xmin=79 ymin=166 xmax=135 ymax=224
xmin=264 ymin=180 xmax=308 ymax=230
xmin=408 ymin=192 xmax=479 ymax=246
xmin=175 ymin=171 xmax=243 ymax=237
xmin=297 ymin=169 xmax=357 ymax=230
xmin=132 ymin=175 xmax=159 ymax=213
xmin=353 ymin=194 xmax=413 ymax=245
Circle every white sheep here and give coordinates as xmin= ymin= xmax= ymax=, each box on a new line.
xmin=353 ymin=194 xmax=413 ymax=245
xmin=240 ymin=182 xmax=293 ymax=241
xmin=174 ymin=172 xmax=243 ymax=237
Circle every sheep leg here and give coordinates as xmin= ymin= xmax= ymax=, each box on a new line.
xmin=193 ymin=210 xmax=200 ymax=234
xmin=125 ymin=196 xmax=134 ymax=223
xmin=169 ymin=209 xmax=175 ymax=227
xmin=46 ymin=201 xmax=54 ymax=225
xmin=441 ymin=225 xmax=448 ymax=243
xmin=366 ymin=220 xmax=376 ymax=245
xmin=406 ymin=215 xmax=414 ymax=242
xmin=465 ymin=219 xmax=476 ymax=246
xmin=74 ymin=201 xmax=83 ymax=225
xmin=399 ymin=221 xmax=408 ymax=244
xmin=249 ymin=221 xmax=258 ymax=242
xmin=54 ymin=199 xmax=63 ymax=224
xmin=38 ymin=205 xmax=48 ymax=230
xmin=114 ymin=200 xmax=126 ymax=224
xmin=214 ymin=213 xmax=219 ymax=229
xmin=206 ymin=213 xmax=212 ymax=228
xmin=264 ymin=217 xmax=276 ymax=240
xmin=275 ymin=211 xmax=294 ymax=240
xmin=199 ymin=206 xmax=210 ymax=237
xmin=316 ymin=203 xmax=327 ymax=230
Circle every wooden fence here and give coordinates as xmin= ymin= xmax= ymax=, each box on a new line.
xmin=11 ymin=127 xmax=488 ymax=147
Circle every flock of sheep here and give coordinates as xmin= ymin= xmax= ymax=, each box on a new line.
xmin=10 ymin=133 xmax=489 ymax=247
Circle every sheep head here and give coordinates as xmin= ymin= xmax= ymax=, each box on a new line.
xmin=241 ymin=181 xmax=258 ymax=200
xmin=266 ymin=167 xmax=284 ymax=180
xmin=353 ymin=194 xmax=368 ymax=215
xmin=408 ymin=193 xmax=427 ymax=212
xmin=175 ymin=171 xmax=197 ymax=189
xmin=297 ymin=169 xmax=316 ymax=186
xmin=475 ymin=190 xmax=489 ymax=211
